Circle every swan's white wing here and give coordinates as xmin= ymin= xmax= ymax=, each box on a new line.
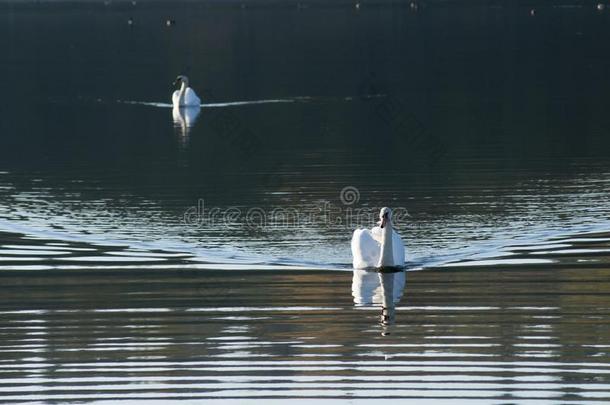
xmin=184 ymin=87 xmax=201 ymax=106
xmin=370 ymin=226 xmax=383 ymax=241
xmin=351 ymin=229 xmax=381 ymax=269
xmin=183 ymin=106 xmax=201 ymax=126
xmin=392 ymin=230 xmax=405 ymax=267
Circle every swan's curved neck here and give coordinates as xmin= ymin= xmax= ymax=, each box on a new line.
xmin=378 ymin=220 xmax=394 ymax=268
xmin=178 ymin=82 xmax=188 ymax=106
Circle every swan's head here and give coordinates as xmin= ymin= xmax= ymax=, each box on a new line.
xmin=173 ymin=75 xmax=189 ymax=87
xmin=379 ymin=207 xmax=392 ymax=229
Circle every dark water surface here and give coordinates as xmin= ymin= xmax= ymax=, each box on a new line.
xmin=1 ymin=1 xmax=610 ymax=403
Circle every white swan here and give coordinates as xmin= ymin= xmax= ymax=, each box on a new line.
xmin=172 ymin=75 xmax=201 ymax=107
xmin=351 ymin=207 xmax=405 ymax=269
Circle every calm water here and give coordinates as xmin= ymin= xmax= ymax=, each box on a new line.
xmin=1 ymin=1 xmax=610 ymax=403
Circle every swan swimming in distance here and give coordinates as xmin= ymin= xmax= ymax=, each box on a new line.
xmin=172 ymin=75 xmax=201 ymax=108
xmin=351 ymin=207 xmax=405 ymax=270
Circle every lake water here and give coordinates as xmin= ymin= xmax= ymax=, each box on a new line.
xmin=1 ymin=1 xmax=610 ymax=403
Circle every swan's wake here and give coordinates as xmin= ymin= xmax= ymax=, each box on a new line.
xmin=117 ymin=94 xmax=385 ymax=109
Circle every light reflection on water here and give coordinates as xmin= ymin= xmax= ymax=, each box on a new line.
xmin=0 ymin=231 xmax=609 ymax=402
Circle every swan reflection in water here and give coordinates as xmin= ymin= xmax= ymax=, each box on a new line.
xmin=172 ymin=105 xmax=201 ymax=143
xmin=352 ymin=268 xmax=406 ymax=333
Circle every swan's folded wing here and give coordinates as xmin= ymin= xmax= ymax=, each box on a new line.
xmin=185 ymin=88 xmax=201 ymax=105
xmin=370 ymin=226 xmax=383 ymax=243
xmin=351 ymin=229 xmax=381 ymax=269
xmin=392 ymin=230 xmax=406 ymax=266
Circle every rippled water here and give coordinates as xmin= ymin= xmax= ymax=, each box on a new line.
xmin=1 ymin=231 xmax=609 ymax=402
xmin=2 ymin=157 xmax=610 ymax=269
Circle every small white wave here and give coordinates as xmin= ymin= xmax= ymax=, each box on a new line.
xmin=116 ymin=94 xmax=384 ymax=109
xmin=116 ymin=97 xmax=311 ymax=109
xmin=442 ymin=258 xmax=554 ymax=267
